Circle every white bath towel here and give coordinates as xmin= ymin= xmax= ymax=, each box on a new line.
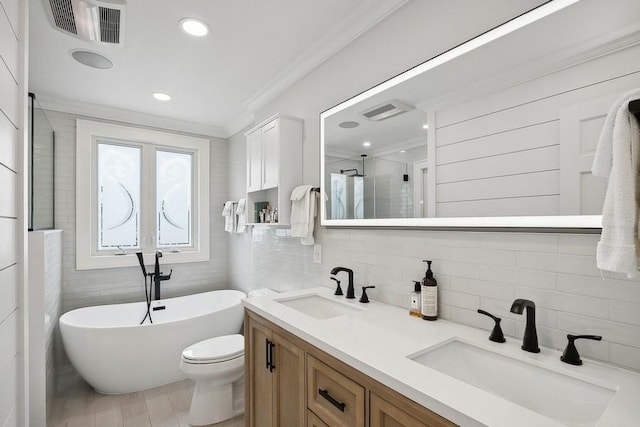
xmin=222 ymin=201 xmax=235 ymax=233
xmin=592 ymin=89 xmax=640 ymax=277
xmin=290 ymin=185 xmax=317 ymax=245
xmin=236 ymin=198 xmax=247 ymax=233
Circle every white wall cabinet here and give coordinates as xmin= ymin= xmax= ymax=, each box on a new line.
xmin=245 ymin=114 xmax=302 ymax=225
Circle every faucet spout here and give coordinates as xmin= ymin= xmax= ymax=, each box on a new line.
xmin=330 ymin=267 xmax=355 ymax=299
xmin=510 ymin=299 xmax=540 ymax=353
xmin=153 ymin=251 xmax=172 ymax=301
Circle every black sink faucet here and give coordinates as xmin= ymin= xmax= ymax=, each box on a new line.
xmin=510 ymin=299 xmax=540 ymax=353
xmin=153 ymin=251 xmax=172 ymax=301
xmin=330 ymin=267 xmax=355 ymax=299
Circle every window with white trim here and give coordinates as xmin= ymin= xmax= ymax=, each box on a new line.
xmin=76 ymin=120 xmax=210 ymax=270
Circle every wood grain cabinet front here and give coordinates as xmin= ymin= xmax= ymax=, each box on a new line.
xmin=245 ymin=314 xmax=305 ymax=427
xmin=245 ymin=309 xmax=456 ymax=427
xmin=370 ymin=392 xmax=457 ymax=427
xmin=307 ymin=355 xmax=365 ymax=427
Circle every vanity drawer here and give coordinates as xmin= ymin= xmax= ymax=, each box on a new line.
xmin=307 ymin=354 xmax=365 ymax=427
xmin=308 ymin=409 xmax=329 ymax=427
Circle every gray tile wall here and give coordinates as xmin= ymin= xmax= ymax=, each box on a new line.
xmin=46 ymin=109 xmax=230 ymax=312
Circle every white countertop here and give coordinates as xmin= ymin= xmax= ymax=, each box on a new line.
xmin=243 ymin=286 xmax=640 ymax=427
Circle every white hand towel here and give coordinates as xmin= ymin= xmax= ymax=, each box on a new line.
xmin=592 ymin=89 xmax=640 ymax=277
xmin=236 ymin=198 xmax=247 ymax=233
xmin=222 ymin=201 xmax=235 ymax=233
xmin=290 ymin=185 xmax=316 ymax=245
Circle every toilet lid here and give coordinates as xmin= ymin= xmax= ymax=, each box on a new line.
xmin=182 ymin=334 xmax=244 ymax=363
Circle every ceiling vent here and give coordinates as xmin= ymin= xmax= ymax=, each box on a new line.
xmin=361 ymin=100 xmax=413 ymax=121
xmin=44 ymin=0 xmax=126 ymax=45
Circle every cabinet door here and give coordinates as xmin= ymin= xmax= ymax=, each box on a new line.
xmin=273 ymin=331 xmax=305 ymax=426
xmin=247 ymin=318 xmax=273 ymax=427
xmin=261 ymin=119 xmax=280 ymax=190
xmin=370 ymin=393 xmax=456 ymax=427
xmin=247 ymin=130 xmax=262 ymax=192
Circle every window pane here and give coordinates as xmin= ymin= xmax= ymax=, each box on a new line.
xmin=98 ymin=143 xmax=141 ymax=250
xmin=157 ymin=150 xmax=192 ymax=247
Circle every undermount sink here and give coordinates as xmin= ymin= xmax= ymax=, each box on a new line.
xmin=276 ymin=294 xmax=364 ymax=319
xmin=408 ymin=339 xmax=617 ymax=426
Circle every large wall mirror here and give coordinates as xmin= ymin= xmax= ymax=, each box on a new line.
xmin=320 ymin=0 xmax=640 ymax=229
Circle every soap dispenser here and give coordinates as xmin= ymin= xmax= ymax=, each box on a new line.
xmin=421 ymin=260 xmax=438 ymax=321
xmin=410 ymin=281 xmax=421 ymax=317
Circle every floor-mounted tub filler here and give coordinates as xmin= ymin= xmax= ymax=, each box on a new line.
xmin=59 ymin=289 xmax=246 ymax=394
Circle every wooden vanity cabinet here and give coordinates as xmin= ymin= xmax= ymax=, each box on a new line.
xmin=245 ymin=313 xmax=305 ymax=427
xmin=245 ymin=310 xmax=457 ymax=427
xmin=369 ymin=391 xmax=456 ymax=427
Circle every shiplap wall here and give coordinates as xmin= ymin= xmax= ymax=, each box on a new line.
xmin=433 ymin=43 xmax=640 ymax=217
xmin=0 ymin=0 xmax=23 ymax=425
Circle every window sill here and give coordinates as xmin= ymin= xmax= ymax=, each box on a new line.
xmin=76 ymin=250 xmax=210 ymax=271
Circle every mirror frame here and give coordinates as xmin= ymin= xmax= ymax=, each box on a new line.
xmin=320 ymin=0 xmax=602 ymax=231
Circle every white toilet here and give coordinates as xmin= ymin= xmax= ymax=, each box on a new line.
xmin=180 ymin=289 xmax=277 ymax=426
xmin=180 ymin=334 xmax=245 ymax=426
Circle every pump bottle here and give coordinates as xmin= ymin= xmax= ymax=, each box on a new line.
xmin=410 ymin=281 xmax=421 ymax=317
xmin=421 ymin=260 xmax=438 ymax=321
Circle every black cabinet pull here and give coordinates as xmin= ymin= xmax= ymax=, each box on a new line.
xmin=269 ymin=341 xmax=275 ymax=372
xmin=265 ymin=338 xmax=271 ymax=371
xmin=318 ymin=389 xmax=345 ymax=412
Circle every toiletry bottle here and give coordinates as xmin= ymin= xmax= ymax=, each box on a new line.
xmin=421 ymin=260 xmax=438 ymax=321
xmin=410 ymin=281 xmax=422 ymax=317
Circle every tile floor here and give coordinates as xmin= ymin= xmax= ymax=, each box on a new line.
xmin=47 ymin=373 xmax=244 ymax=427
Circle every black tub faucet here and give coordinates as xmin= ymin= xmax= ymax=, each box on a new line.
xmin=153 ymin=251 xmax=172 ymax=301
xmin=330 ymin=267 xmax=355 ymax=299
xmin=510 ymin=299 xmax=540 ymax=353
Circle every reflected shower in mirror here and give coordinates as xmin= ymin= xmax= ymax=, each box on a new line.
xmin=321 ymin=0 xmax=640 ymax=228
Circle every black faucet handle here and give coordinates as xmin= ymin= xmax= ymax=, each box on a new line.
xmin=330 ymin=277 xmax=343 ymax=296
xmin=159 ymin=269 xmax=173 ymax=281
xmin=561 ymin=334 xmax=603 ymax=366
xmin=477 ymin=309 xmax=506 ymax=343
xmin=359 ymin=286 xmax=375 ymax=303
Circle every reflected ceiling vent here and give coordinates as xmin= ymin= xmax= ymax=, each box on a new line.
xmin=361 ymin=99 xmax=413 ymax=121
xmin=44 ymin=0 xmax=126 ymax=45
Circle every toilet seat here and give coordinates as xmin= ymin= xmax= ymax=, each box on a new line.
xmin=182 ymin=334 xmax=244 ymax=364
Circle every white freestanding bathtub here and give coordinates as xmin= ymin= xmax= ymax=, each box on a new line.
xmin=59 ymin=289 xmax=246 ymax=394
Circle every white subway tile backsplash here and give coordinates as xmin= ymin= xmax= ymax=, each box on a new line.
xmin=514 ymin=269 xmax=557 ymax=290
xmin=439 ymin=289 xmax=480 ymax=310
xmin=515 ymin=287 xmax=609 ymax=319
xmin=239 ymin=224 xmax=640 ymax=372
xmin=558 ymin=313 xmax=640 ymax=348
xmin=516 ymin=252 xmax=601 ymax=276
xmin=480 ymin=232 xmax=558 ymax=252
xmin=451 ymin=277 xmax=515 ymax=300
xmin=610 ymin=343 xmax=640 ymax=371
xmin=558 ymin=234 xmax=599 ymax=256
xmin=610 ymin=301 xmax=640 ymax=326
xmin=450 ymin=247 xmax=516 ymax=267
xmin=478 ymin=265 xmax=518 ymax=284
xmin=557 ymin=274 xmax=640 ymax=303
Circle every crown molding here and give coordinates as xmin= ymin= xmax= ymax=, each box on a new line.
xmin=34 ymin=93 xmax=228 ymax=138
xmin=224 ymin=111 xmax=255 ymax=138
xmin=240 ymin=0 xmax=410 ymax=114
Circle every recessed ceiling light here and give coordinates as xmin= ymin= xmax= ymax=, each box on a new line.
xmin=339 ymin=121 xmax=359 ymax=128
xmin=362 ymin=141 xmax=371 ymax=147
xmin=179 ymin=18 xmax=210 ymax=37
xmin=152 ymin=92 xmax=172 ymax=101
xmin=422 ymin=124 xmax=429 ymax=129
xmin=399 ymin=150 xmax=406 ymax=153
xmin=71 ymin=50 xmax=113 ymax=69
